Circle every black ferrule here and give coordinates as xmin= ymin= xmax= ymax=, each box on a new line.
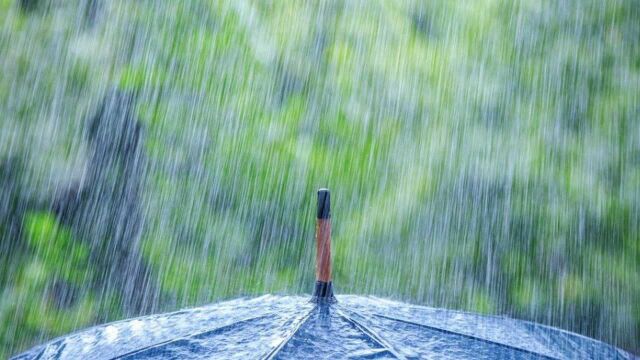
xmin=317 ymin=189 xmax=330 ymax=219
xmin=312 ymin=281 xmax=334 ymax=300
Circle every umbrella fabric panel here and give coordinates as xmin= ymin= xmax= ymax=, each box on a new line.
xmin=13 ymin=296 xmax=313 ymax=360
xmin=340 ymin=296 xmax=557 ymax=357
xmin=120 ymin=313 xmax=298 ymax=359
xmin=338 ymin=308 xmax=550 ymax=359
xmin=338 ymin=296 xmax=630 ymax=359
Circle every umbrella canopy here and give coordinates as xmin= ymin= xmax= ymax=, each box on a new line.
xmin=12 ymin=190 xmax=633 ymax=359
xmin=13 ymin=294 xmax=631 ymax=359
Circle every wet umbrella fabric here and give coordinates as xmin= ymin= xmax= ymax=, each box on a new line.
xmin=13 ymin=295 xmax=631 ymax=359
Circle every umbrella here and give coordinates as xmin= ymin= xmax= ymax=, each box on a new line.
xmin=13 ymin=190 xmax=632 ymax=359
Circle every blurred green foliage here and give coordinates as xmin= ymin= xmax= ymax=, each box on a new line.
xmin=1 ymin=0 xmax=639 ymax=356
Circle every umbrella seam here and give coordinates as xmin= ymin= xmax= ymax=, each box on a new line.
xmin=261 ymin=305 xmax=316 ymax=360
xmin=336 ymin=308 xmax=406 ymax=360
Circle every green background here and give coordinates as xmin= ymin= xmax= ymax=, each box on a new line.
xmin=0 ymin=0 xmax=638 ymax=356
